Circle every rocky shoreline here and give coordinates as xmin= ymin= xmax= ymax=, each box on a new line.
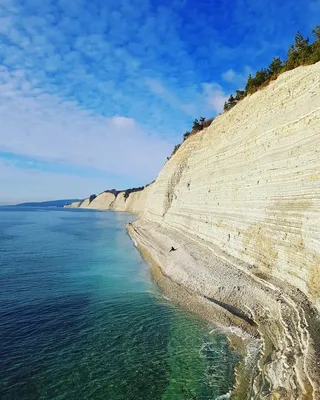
xmin=127 ymin=219 xmax=320 ymax=399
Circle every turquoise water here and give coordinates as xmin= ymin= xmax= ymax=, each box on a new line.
xmin=0 ymin=208 xmax=239 ymax=400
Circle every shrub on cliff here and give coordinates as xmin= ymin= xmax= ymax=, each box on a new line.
xmin=310 ymin=26 xmax=320 ymax=63
xmin=124 ymin=186 xmax=145 ymax=201
xmin=225 ymin=25 xmax=320 ymax=107
xmin=167 ymin=144 xmax=181 ymax=160
xmin=167 ymin=25 xmax=320 ymax=162
xmin=224 ymin=94 xmax=237 ymax=111
xmin=189 ymin=117 xmax=214 ymax=136
xmin=167 ymin=117 xmax=214 ymax=161
xmin=268 ymin=57 xmax=283 ymax=76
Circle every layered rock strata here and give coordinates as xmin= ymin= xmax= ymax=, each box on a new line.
xmin=67 ymin=184 xmax=153 ymax=214
xmin=129 ymin=62 xmax=320 ymax=399
xmin=81 ymin=192 xmax=116 ymax=210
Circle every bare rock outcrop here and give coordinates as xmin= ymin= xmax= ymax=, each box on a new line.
xmin=65 ymin=201 xmax=82 ymax=208
xmin=79 ymin=198 xmax=90 ymax=208
xmin=85 ymin=192 xmax=116 ymax=210
xmin=110 ymin=192 xmax=126 ymax=211
xmin=66 ymin=185 xmax=154 ymax=214
xmin=124 ymin=184 xmax=154 ymax=213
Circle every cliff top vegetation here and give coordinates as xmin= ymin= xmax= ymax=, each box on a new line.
xmin=167 ymin=26 xmax=320 ymax=161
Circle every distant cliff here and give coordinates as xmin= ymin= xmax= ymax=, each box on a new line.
xmin=16 ymin=199 xmax=82 ymax=208
xmin=65 ymin=185 xmax=153 ymax=214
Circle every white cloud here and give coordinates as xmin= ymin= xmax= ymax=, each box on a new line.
xmin=202 ymin=83 xmax=229 ymax=114
xmin=0 ymin=66 xmax=172 ymax=183
xmin=145 ymin=78 xmax=196 ymax=116
xmin=0 ymin=160 xmax=112 ymax=203
xmin=222 ymin=66 xmax=254 ymax=88
xmin=222 ymin=69 xmax=236 ymax=82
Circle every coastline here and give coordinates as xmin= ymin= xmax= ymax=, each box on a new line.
xmin=64 ymin=62 xmax=320 ymax=399
xmin=127 ymin=218 xmax=320 ymax=399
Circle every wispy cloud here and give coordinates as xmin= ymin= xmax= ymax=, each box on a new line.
xmin=202 ymin=83 xmax=228 ymax=114
xmin=222 ymin=66 xmax=254 ymax=88
xmin=0 ymin=65 xmax=172 ymax=181
xmin=145 ymin=78 xmax=196 ymax=116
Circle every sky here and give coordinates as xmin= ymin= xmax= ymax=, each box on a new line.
xmin=0 ymin=0 xmax=318 ymax=203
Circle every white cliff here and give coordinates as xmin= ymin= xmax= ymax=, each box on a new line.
xmin=79 ymin=198 xmax=91 ymax=208
xmin=65 ymin=201 xmax=82 ymax=208
xmin=110 ymin=192 xmax=126 ymax=211
xmin=67 ymin=185 xmax=154 ymax=214
xmin=122 ymin=184 xmax=154 ymax=213
xmin=85 ymin=192 xmax=116 ymax=210
xmin=129 ymin=62 xmax=320 ymax=399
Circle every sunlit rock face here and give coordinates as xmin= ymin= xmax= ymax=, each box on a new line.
xmin=110 ymin=192 xmax=126 ymax=211
xmin=129 ymin=62 xmax=320 ymax=399
xmin=70 ymin=185 xmax=154 ymax=214
xmin=84 ymin=192 xmax=116 ymax=210
xmin=142 ymin=62 xmax=320 ymax=312
xmin=65 ymin=201 xmax=82 ymax=208
xmin=122 ymin=184 xmax=154 ymax=214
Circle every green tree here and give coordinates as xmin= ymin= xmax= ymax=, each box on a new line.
xmin=235 ymin=90 xmax=245 ymax=101
xmin=285 ymin=44 xmax=299 ymax=70
xmin=311 ymin=25 xmax=320 ymax=63
xmin=312 ymin=25 xmax=320 ymax=40
xmin=183 ymin=131 xmax=191 ymax=141
xmin=192 ymin=118 xmax=201 ymax=132
xmin=294 ymin=31 xmax=309 ymax=52
xmin=255 ymin=69 xmax=269 ymax=86
xmin=245 ymin=74 xmax=254 ymax=93
xmin=245 ymin=69 xmax=269 ymax=94
xmin=228 ymin=94 xmax=236 ymax=107
xmin=199 ymin=116 xmax=206 ymax=127
xmin=224 ymin=95 xmax=237 ymax=111
xmin=268 ymin=57 xmax=283 ymax=76
xmin=286 ymin=31 xmax=312 ymax=69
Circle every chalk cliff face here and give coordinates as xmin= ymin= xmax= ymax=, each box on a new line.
xmin=121 ymin=184 xmax=154 ymax=213
xmin=66 ymin=185 xmax=153 ymax=214
xmin=65 ymin=201 xmax=82 ymax=208
xmin=129 ymin=62 xmax=320 ymax=399
xmin=84 ymin=192 xmax=116 ymax=210
xmin=79 ymin=198 xmax=91 ymax=208
xmin=142 ymin=62 xmax=320 ymax=311
xmin=110 ymin=192 xmax=126 ymax=211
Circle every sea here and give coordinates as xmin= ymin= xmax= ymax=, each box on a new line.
xmin=0 ymin=207 xmax=239 ymax=400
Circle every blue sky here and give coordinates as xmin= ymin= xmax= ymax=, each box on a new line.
xmin=0 ymin=0 xmax=318 ymax=203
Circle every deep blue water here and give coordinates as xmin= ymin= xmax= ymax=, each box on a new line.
xmin=0 ymin=208 xmax=239 ymax=400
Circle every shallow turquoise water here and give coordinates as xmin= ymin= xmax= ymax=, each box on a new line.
xmin=0 ymin=208 xmax=239 ymax=399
